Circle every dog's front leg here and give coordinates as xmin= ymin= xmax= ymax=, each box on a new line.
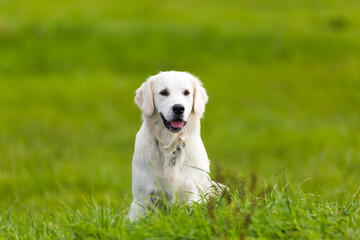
xmin=129 ymin=200 xmax=146 ymax=222
xmin=128 ymin=195 xmax=156 ymax=222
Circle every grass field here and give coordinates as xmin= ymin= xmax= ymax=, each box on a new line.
xmin=1 ymin=0 xmax=360 ymax=238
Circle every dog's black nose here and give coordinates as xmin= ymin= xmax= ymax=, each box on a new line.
xmin=172 ymin=104 xmax=184 ymax=115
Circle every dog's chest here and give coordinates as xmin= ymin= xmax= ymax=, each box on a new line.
xmin=168 ymin=142 xmax=185 ymax=166
xmin=155 ymin=141 xmax=187 ymax=179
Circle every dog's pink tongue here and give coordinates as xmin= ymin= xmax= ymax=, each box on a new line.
xmin=171 ymin=121 xmax=184 ymax=128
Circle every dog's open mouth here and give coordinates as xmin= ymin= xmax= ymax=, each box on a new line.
xmin=160 ymin=113 xmax=186 ymax=132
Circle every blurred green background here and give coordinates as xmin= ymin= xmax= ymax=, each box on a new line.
xmin=0 ymin=0 xmax=359 ymax=209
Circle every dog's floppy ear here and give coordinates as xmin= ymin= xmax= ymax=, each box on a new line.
xmin=135 ymin=77 xmax=154 ymax=116
xmin=192 ymin=75 xmax=208 ymax=117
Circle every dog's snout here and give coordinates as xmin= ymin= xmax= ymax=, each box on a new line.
xmin=172 ymin=104 xmax=185 ymax=115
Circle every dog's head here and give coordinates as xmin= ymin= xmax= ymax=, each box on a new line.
xmin=135 ymin=71 xmax=208 ymax=133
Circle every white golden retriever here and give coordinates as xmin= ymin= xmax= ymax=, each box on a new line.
xmin=129 ymin=71 xmax=219 ymax=221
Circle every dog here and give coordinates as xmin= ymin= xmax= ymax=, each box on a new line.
xmin=129 ymin=71 xmax=220 ymax=221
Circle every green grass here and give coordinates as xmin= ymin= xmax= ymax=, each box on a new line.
xmin=1 ymin=0 xmax=360 ymax=238
xmin=2 ymin=175 xmax=360 ymax=239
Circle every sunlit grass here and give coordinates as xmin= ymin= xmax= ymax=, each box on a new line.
xmin=1 ymin=173 xmax=359 ymax=239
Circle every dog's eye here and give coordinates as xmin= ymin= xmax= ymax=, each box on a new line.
xmin=183 ymin=90 xmax=190 ymax=96
xmin=160 ymin=89 xmax=169 ymax=96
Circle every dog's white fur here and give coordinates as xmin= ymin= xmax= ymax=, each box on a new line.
xmin=129 ymin=71 xmax=215 ymax=221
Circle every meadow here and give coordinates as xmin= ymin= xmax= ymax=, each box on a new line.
xmin=0 ymin=0 xmax=360 ymax=238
